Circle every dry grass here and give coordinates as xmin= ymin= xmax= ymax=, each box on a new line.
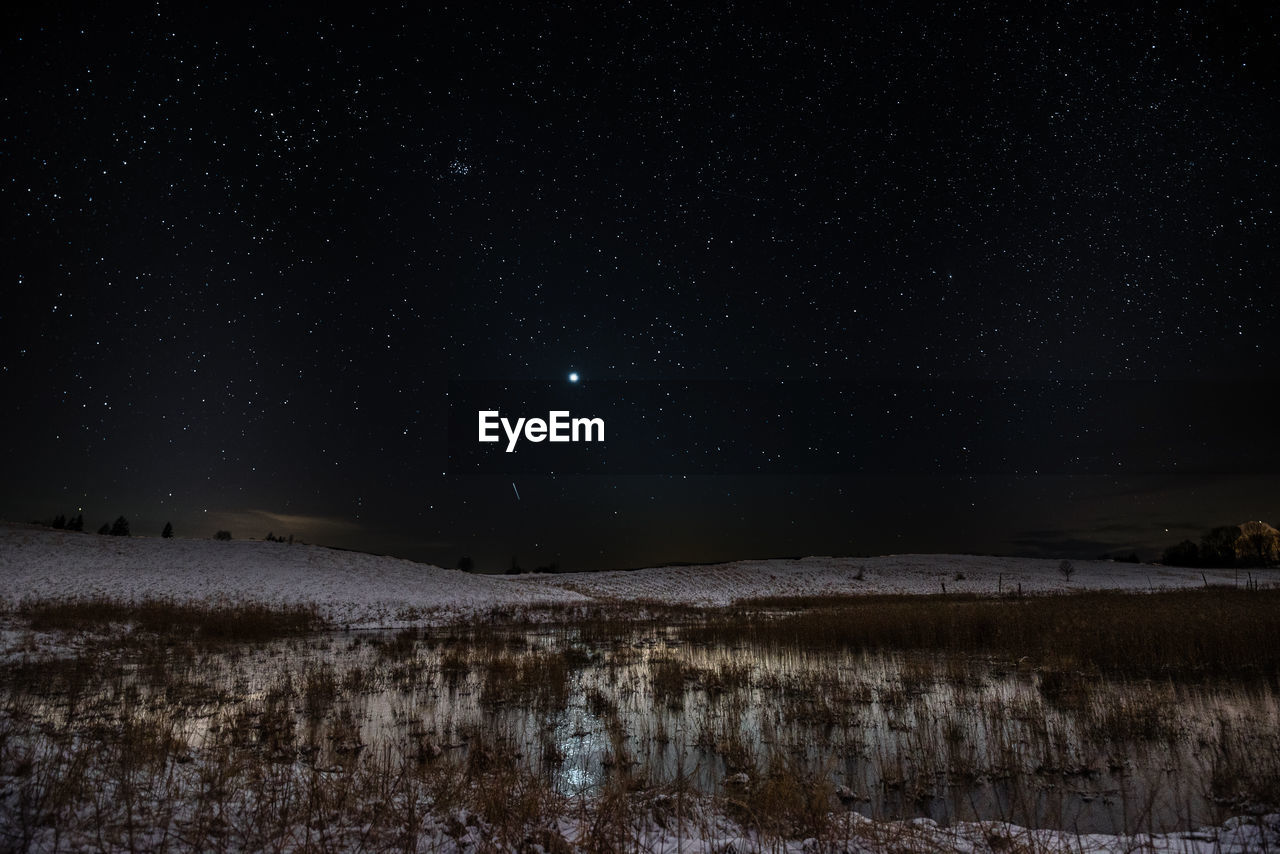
xmin=723 ymin=751 xmax=837 ymax=841
xmin=2 ymin=588 xmax=1279 ymax=850
xmin=694 ymin=588 xmax=1280 ymax=680
xmin=17 ymin=595 xmax=324 ymax=640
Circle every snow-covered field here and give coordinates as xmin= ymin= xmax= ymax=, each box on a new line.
xmin=0 ymin=522 xmax=1254 ymax=626
xmin=5 ymin=522 xmax=1279 ymax=853
xmin=0 ymin=522 xmax=590 ymax=626
xmin=514 ymin=551 xmax=1254 ymax=606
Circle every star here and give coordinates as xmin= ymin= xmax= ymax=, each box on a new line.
xmin=568 ymin=372 xmax=579 ymax=383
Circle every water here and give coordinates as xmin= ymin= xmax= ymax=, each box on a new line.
xmin=18 ymin=623 xmax=1280 ymax=835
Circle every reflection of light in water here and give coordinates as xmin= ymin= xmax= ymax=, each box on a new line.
xmin=33 ymin=626 xmax=1280 ymax=835
xmin=552 ymin=687 xmax=609 ymax=795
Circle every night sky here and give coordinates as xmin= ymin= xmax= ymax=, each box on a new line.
xmin=3 ymin=3 xmax=1277 ymax=572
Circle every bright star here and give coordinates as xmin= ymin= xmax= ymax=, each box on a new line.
xmin=568 ymin=372 xmax=579 ymax=383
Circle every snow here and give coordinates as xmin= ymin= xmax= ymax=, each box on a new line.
xmin=820 ymin=811 xmax=1280 ymax=854
xmin=1 ymin=521 xmax=1276 ymax=853
xmin=514 ymin=552 xmax=1253 ymax=606
xmin=0 ymin=523 xmax=589 ymax=627
xmin=513 ymin=810 xmax=1280 ymax=853
xmin=0 ymin=523 xmax=1258 ymax=627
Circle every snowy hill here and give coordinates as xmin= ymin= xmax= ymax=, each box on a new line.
xmin=515 ymin=552 xmax=1252 ymax=606
xmin=0 ymin=523 xmax=1253 ymax=627
xmin=0 ymin=523 xmax=587 ymax=627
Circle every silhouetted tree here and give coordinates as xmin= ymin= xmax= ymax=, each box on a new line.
xmin=1237 ymin=521 xmax=1280 ymax=567
xmin=1162 ymin=540 xmax=1199 ymax=567
xmin=506 ymin=556 xmax=524 ymax=575
xmin=110 ymin=516 xmax=130 ymax=537
xmin=456 ymin=556 xmax=475 ymax=572
xmin=97 ymin=523 xmax=111 ymax=535
xmin=68 ymin=514 xmax=84 ymax=532
xmin=1058 ymin=560 xmax=1075 ymax=581
xmin=51 ymin=514 xmax=67 ymax=529
xmin=214 ymin=530 xmax=232 ymax=541
xmin=162 ymin=522 xmax=174 ymax=539
xmin=1200 ymin=526 xmax=1241 ymax=567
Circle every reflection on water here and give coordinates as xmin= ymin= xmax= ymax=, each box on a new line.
xmin=15 ymin=623 xmax=1280 ymax=835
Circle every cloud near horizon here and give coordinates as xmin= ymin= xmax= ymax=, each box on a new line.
xmin=205 ymin=509 xmax=362 ymax=542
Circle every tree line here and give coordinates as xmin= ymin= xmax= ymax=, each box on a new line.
xmin=1162 ymin=521 xmax=1280 ymax=568
xmin=45 ymin=513 xmax=136 ymax=536
xmin=38 ymin=514 xmax=293 ymax=544
xmin=453 ymin=555 xmax=563 ymax=574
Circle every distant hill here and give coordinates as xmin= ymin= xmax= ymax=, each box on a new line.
xmin=0 ymin=523 xmax=1260 ymax=627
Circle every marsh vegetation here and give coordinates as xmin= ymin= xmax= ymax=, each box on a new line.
xmin=2 ymin=589 xmax=1278 ymax=851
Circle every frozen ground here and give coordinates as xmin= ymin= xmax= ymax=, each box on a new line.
xmin=0 ymin=522 xmax=591 ymax=627
xmin=514 ymin=551 xmax=1255 ymax=606
xmin=641 ymin=811 xmax=1280 ymax=854
xmin=2 ymin=522 xmax=1278 ymax=853
xmin=0 ymin=522 xmax=1253 ymax=626
xmin=7 ymin=790 xmax=1278 ymax=854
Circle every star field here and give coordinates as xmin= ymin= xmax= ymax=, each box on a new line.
xmin=2 ymin=3 xmax=1277 ymax=570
